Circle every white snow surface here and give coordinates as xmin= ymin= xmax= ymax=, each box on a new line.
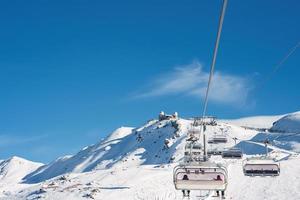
xmin=222 ymin=114 xmax=284 ymax=129
xmin=271 ymin=111 xmax=300 ymax=133
xmin=105 ymin=126 xmax=134 ymax=142
xmin=0 ymin=156 xmax=43 ymax=194
xmin=1 ymin=113 xmax=300 ymax=200
xmin=0 ymin=156 xmax=42 ymax=184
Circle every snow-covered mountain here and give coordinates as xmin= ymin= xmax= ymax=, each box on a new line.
xmin=24 ymin=127 xmax=135 ymax=183
xmin=23 ymin=119 xmax=187 ymax=183
xmin=0 ymin=156 xmax=43 ymax=197
xmin=0 ymin=156 xmax=42 ymax=184
xmin=0 ymin=112 xmax=300 ymax=200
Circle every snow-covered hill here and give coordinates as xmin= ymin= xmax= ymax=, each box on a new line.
xmin=23 ymin=119 xmax=182 ymax=183
xmin=0 ymin=156 xmax=43 ymax=196
xmin=0 ymin=156 xmax=42 ymax=184
xmin=222 ymin=114 xmax=283 ymax=129
xmin=0 ymin=112 xmax=300 ymax=200
xmin=24 ymin=127 xmax=135 ymax=183
xmin=271 ymin=111 xmax=300 ymax=133
xmin=23 ymin=118 xmax=260 ymax=184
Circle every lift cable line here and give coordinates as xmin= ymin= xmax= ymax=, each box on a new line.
xmin=173 ymin=0 xmax=229 ymax=198
xmin=200 ymin=0 xmax=228 ymax=160
xmin=256 ymin=41 xmax=300 ymax=90
xmin=202 ymin=0 xmax=228 ymax=119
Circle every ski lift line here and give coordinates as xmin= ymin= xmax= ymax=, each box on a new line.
xmin=202 ymin=0 xmax=228 ymax=119
xmin=173 ymin=1 xmax=229 ymax=195
xmin=222 ymin=128 xmax=300 ymax=146
xmin=220 ymin=128 xmax=297 ymax=161
xmin=240 ymin=132 xmax=300 ymax=146
xmin=196 ymin=0 xmax=227 ymax=159
xmin=257 ymin=41 xmax=300 ymax=90
xmin=230 ymin=135 xmax=297 ymax=156
xmin=255 ymin=140 xmax=297 ymax=156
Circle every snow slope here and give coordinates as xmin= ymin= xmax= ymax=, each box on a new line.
xmin=24 ymin=119 xmax=185 ymax=183
xmin=105 ymin=126 xmax=134 ymax=142
xmin=23 ymin=127 xmax=135 ymax=183
xmin=24 ymin=118 xmax=259 ymax=184
xmin=3 ymin=154 xmax=300 ymax=200
xmin=222 ymin=114 xmax=283 ymax=129
xmin=271 ymin=111 xmax=300 ymax=133
xmin=0 ymin=156 xmax=43 ymax=196
xmin=0 ymin=156 xmax=42 ymax=184
xmin=1 ymin=113 xmax=300 ymax=200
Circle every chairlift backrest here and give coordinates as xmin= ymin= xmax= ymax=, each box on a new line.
xmin=243 ymin=158 xmax=280 ymax=176
xmin=208 ymin=135 xmax=228 ymax=144
xmin=173 ymin=165 xmax=228 ymax=191
xmin=222 ymin=148 xmax=243 ymax=159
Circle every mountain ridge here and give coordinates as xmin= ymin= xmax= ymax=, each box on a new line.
xmin=1 ymin=111 xmax=300 ymax=199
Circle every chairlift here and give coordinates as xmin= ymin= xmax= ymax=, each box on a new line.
xmin=187 ymin=129 xmax=201 ymax=141
xmin=207 ymin=146 xmax=223 ymax=156
xmin=243 ymin=158 xmax=280 ymax=176
xmin=222 ymin=137 xmax=243 ymax=158
xmin=173 ymin=163 xmax=228 ymax=191
xmin=242 ymin=139 xmax=280 ymax=176
xmin=184 ymin=142 xmax=205 ymax=163
xmin=222 ymin=147 xmax=243 ymax=159
xmin=208 ymin=134 xmax=228 ymax=144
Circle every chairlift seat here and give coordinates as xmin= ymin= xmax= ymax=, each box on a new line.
xmin=173 ymin=164 xmax=228 ymax=191
xmin=243 ymin=158 xmax=280 ymax=176
xmin=185 ymin=143 xmax=202 ymax=150
xmin=222 ymin=148 xmax=243 ymax=159
xmin=208 ymin=147 xmax=223 ymax=156
xmin=208 ymin=135 xmax=227 ymax=144
xmin=184 ymin=142 xmax=206 ymax=163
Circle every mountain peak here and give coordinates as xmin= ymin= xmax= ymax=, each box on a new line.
xmin=0 ymin=156 xmax=43 ymax=186
xmin=106 ymin=126 xmax=135 ymax=142
xmin=8 ymin=156 xmax=28 ymax=162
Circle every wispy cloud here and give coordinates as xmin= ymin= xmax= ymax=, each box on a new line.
xmin=133 ymin=61 xmax=252 ymax=106
xmin=0 ymin=134 xmax=48 ymax=147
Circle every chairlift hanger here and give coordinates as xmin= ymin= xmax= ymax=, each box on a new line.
xmin=173 ymin=163 xmax=228 ymax=191
xmin=242 ymin=138 xmax=281 ymax=176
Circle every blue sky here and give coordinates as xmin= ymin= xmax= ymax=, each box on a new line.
xmin=0 ymin=0 xmax=299 ymax=163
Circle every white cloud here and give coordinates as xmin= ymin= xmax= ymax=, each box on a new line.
xmin=134 ymin=61 xmax=252 ymax=106
xmin=0 ymin=134 xmax=48 ymax=147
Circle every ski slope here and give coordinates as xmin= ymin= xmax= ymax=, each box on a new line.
xmin=271 ymin=111 xmax=300 ymax=133
xmin=222 ymin=115 xmax=284 ymax=129
xmin=0 ymin=156 xmax=43 ymax=196
xmin=2 ymin=155 xmax=300 ymax=200
xmin=0 ymin=112 xmax=300 ymax=200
